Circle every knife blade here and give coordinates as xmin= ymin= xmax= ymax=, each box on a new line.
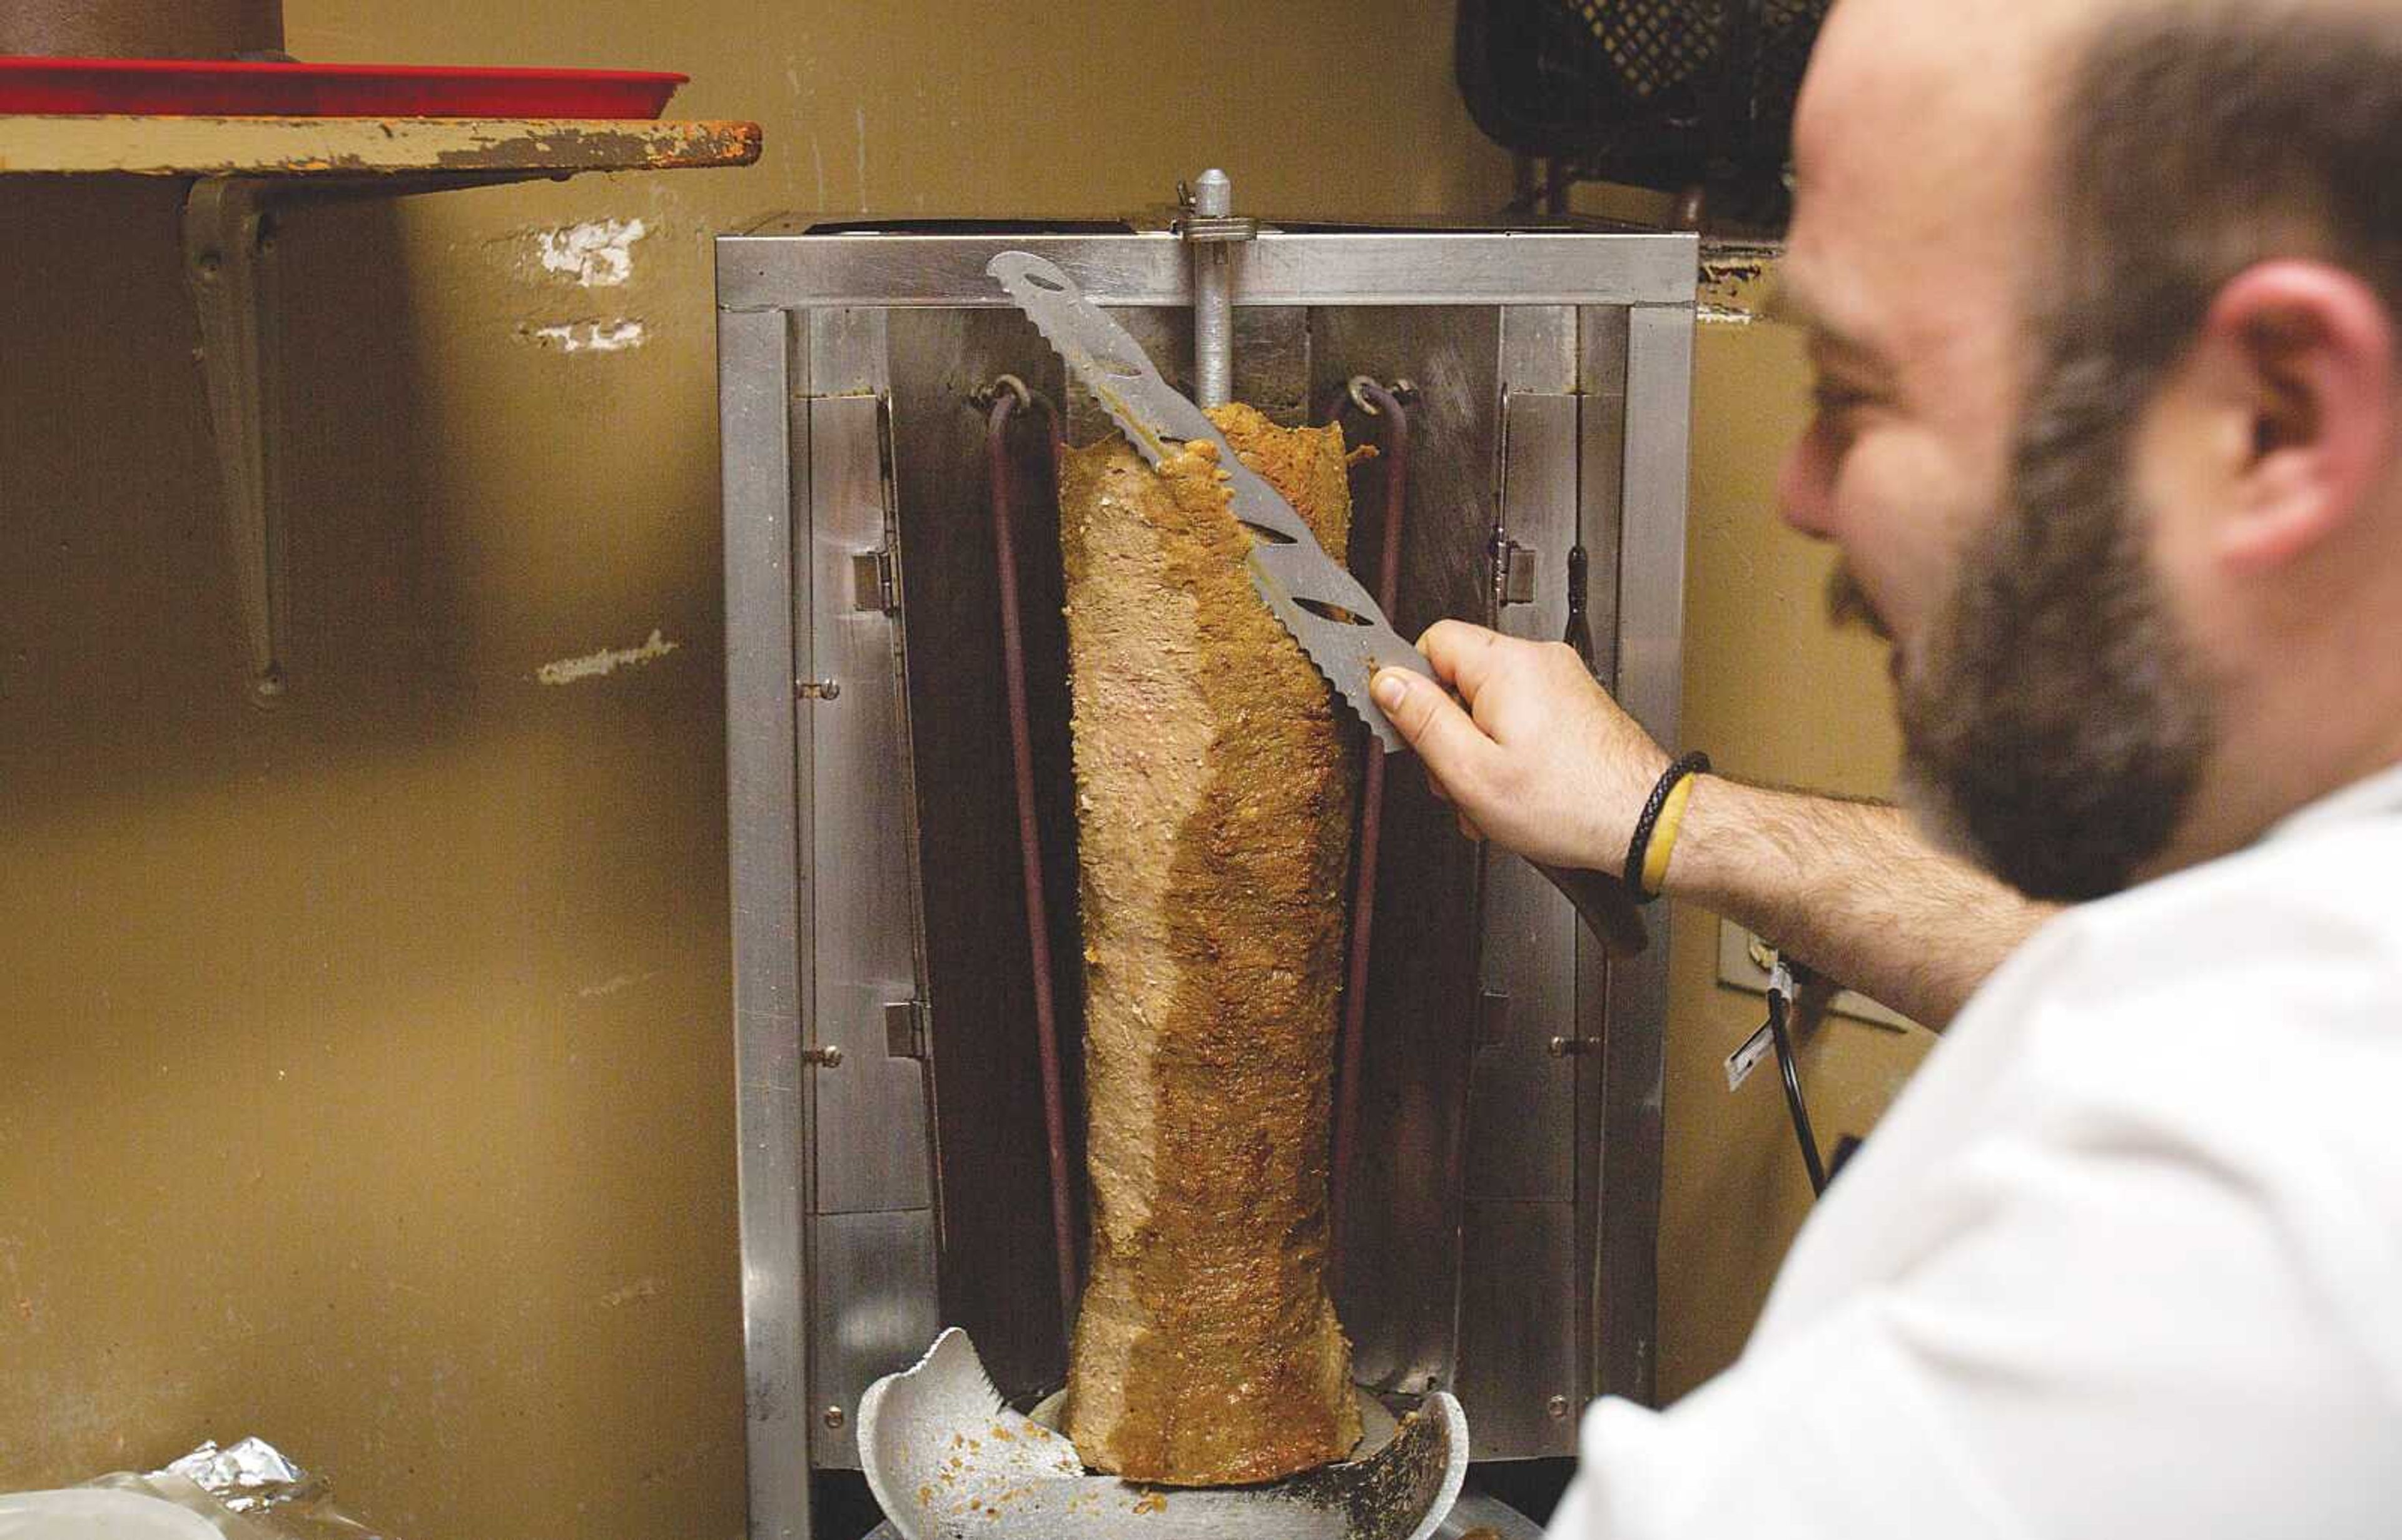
xmin=989 ymin=250 xmax=1650 ymax=956
xmin=987 ymin=249 xmax=1436 ymax=752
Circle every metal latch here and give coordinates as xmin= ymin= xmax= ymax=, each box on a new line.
xmin=1475 ymin=987 xmax=1511 ymax=1049
xmin=1496 ymin=540 xmax=1539 ymax=606
xmin=884 ymin=999 xmax=931 ymax=1060
xmin=851 ymin=547 xmax=901 ymax=614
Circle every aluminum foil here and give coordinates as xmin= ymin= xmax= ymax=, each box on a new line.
xmin=162 ymin=1439 xmax=315 ymax=1516
xmin=61 ymin=1437 xmax=396 ymax=1540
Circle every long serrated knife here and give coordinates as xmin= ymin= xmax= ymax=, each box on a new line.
xmin=988 ymin=250 xmax=1436 ymax=751
xmin=990 ymin=250 xmax=1649 ymax=955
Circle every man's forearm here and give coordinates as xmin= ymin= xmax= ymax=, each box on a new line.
xmin=1665 ymin=776 xmax=2057 ymax=1030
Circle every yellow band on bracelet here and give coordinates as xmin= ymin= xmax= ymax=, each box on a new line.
xmin=1639 ymin=769 xmax=1700 ymax=898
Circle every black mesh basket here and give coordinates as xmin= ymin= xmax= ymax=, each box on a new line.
xmin=1457 ymin=0 xmax=1831 ymax=220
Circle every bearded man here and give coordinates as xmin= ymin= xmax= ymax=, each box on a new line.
xmin=1371 ymin=0 xmax=2402 ymax=1533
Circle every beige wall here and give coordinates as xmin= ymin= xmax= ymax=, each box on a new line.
xmin=1657 ymin=306 xmax=1939 ymax=1397
xmin=0 ymin=5 xmax=1924 ymax=1533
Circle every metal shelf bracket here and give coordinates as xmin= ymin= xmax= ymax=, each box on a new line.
xmin=183 ymin=175 xmax=288 ymax=704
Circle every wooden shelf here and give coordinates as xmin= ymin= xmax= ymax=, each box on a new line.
xmin=0 ymin=111 xmax=763 ymax=701
xmin=0 ymin=114 xmax=760 ymax=180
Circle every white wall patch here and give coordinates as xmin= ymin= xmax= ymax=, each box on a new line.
xmin=577 ymin=970 xmax=659 ymax=1000
xmin=599 ymin=1276 xmax=665 ymax=1308
xmin=536 ymin=217 xmax=647 ymax=286
xmin=523 ymin=319 xmax=647 ymax=353
xmin=536 ymin=629 xmax=681 ymax=687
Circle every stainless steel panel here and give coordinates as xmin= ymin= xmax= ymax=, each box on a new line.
xmin=1230 ymin=305 xmax=1314 ymax=422
xmin=811 ymin=1208 xmax=942 ymax=1469
xmin=1577 ymin=306 xmax=1632 ymax=688
xmin=1613 ymin=306 xmax=1694 ymax=749
xmin=1497 ymin=304 xmax=1576 ymax=394
xmin=1456 ymin=1200 xmax=1581 ymax=1459
xmin=1307 ymin=306 xmax=1499 ymax=1397
xmin=808 ymin=306 xmax=889 ymax=397
xmin=720 ymin=231 xmax=1700 ymax=312
xmin=1466 ymin=388 xmax=1579 ymax=1203
xmin=882 ymin=307 xmax=1082 ymax=1406
xmin=721 ymin=303 xmax=812 ymax=1540
xmin=808 ymin=387 xmax=935 ymax=1215
xmin=1593 ymin=304 xmax=1695 ymax=1406
xmin=1574 ymin=305 xmax=1634 ymax=1417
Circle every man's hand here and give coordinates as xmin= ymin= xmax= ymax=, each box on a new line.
xmin=1371 ymin=621 xmax=2055 ymax=1028
xmin=1371 ymin=620 xmax=1671 ymax=875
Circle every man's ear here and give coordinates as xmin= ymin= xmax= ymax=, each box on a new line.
xmin=2198 ymin=260 xmax=2394 ymax=572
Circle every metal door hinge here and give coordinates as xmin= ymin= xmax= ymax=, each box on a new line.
xmin=1496 ymin=540 xmax=1539 ymax=606
xmin=884 ymin=999 xmax=931 ymax=1060
xmin=852 ymin=546 xmax=902 ymax=614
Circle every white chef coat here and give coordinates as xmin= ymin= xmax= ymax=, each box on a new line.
xmin=1551 ymin=761 xmax=2402 ymax=1540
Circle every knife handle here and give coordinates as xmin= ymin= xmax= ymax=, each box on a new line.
xmin=1529 ymin=859 xmax=1651 ymax=958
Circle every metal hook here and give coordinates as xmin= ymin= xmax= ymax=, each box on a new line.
xmin=1345 ymin=375 xmax=1421 ymax=416
xmin=970 ymin=373 xmax=1035 ymax=413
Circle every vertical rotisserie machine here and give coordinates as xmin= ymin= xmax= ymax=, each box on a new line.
xmin=719 ymin=203 xmax=1698 ymax=1538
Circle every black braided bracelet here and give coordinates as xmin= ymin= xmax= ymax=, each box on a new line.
xmin=1622 ymin=751 xmax=1712 ymax=906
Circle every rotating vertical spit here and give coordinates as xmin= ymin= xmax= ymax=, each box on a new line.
xmin=1180 ymin=168 xmax=1254 ymax=410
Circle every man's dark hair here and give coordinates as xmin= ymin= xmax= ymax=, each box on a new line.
xmin=2049 ymin=0 xmax=2402 ymax=379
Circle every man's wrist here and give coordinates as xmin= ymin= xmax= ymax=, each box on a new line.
xmin=1623 ymin=752 xmax=1712 ymax=903
xmin=1651 ymin=771 xmax=1759 ymax=908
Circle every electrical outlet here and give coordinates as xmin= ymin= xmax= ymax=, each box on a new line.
xmin=1714 ymin=919 xmax=1918 ymax=1033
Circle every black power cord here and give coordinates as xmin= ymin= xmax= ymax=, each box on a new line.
xmin=1763 ymin=958 xmax=1828 ymax=1195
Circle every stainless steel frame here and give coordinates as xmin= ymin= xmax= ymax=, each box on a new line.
xmin=719 ymin=226 xmax=1698 ymax=309
xmin=719 ymin=220 xmax=1696 ymax=1539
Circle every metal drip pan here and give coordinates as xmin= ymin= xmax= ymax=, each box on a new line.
xmin=858 ymin=1329 xmax=1468 ymax=1540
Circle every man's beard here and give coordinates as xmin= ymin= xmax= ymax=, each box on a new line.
xmin=1836 ymin=348 xmax=2217 ymax=903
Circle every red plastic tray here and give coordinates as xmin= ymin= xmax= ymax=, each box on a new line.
xmin=0 ymin=58 xmax=686 ymax=118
